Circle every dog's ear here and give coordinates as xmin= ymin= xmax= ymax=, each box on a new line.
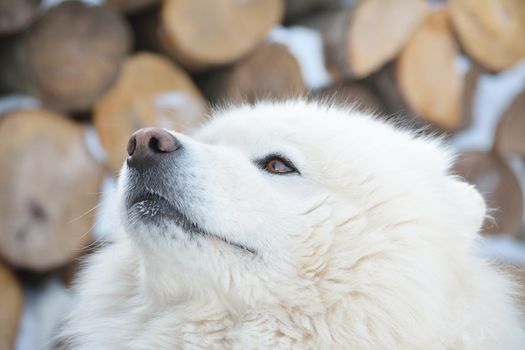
xmin=450 ymin=180 xmax=487 ymax=234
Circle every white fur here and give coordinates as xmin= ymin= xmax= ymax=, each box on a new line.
xmin=60 ymin=101 xmax=525 ymax=349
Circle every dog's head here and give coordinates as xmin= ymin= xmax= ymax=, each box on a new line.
xmin=118 ymin=101 xmax=486 ymax=304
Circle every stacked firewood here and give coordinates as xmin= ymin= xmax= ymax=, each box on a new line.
xmin=0 ymin=0 xmax=524 ymax=347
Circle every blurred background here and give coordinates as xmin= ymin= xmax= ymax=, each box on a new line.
xmin=0 ymin=0 xmax=524 ymax=349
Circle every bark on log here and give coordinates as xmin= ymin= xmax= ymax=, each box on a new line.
xmin=153 ymin=0 xmax=283 ymax=70
xmin=297 ymin=0 xmax=428 ymax=79
xmin=94 ymin=52 xmax=207 ymax=173
xmin=200 ymin=42 xmax=306 ymax=104
xmin=449 ymin=0 xmax=525 ymax=72
xmin=396 ymin=9 xmax=466 ymax=132
xmin=0 ymin=1 xmax=131 ymax=112
xmin=284 ymin=0 xmax=357 ymax=21
xmin=106 ymin=0 xmax=161 ymax=14
xmin=460 ymin=62 xmax=482 ymax=129
xmin=495 ymin=90 xmax=525 ymax=158
xmin=0 ymin=263 xmax=23 ymax=350
xmin=453 ymin=151 xmax=523 ymax=237
xmin=0 ymin=0 xmax=41 ymax=36
xmin=0 ymin=109 xmax=104 ymax=271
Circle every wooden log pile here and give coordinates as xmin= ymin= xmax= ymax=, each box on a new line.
xmin=0 ymin=0 xmax=524 ymax=346
xmin=0 ymin=1 xmax=131 ymax=112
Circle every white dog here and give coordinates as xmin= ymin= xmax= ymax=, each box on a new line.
xmin=60 ymin=101 xmax=525 ymax=349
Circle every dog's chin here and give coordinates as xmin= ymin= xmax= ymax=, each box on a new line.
xmin=125 ymin=192 xmax=258 ymax=255
xmin=126 ymin=192 xmax=198 ymax=231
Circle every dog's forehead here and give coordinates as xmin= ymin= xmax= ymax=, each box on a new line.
xmin=192 ymin=102 xmax=452 ymax=180
xmin=194 ymin=107 xmax=303 ymax=151
xmin=193 ymin=102 xmax=384 ymax=163
xmin=194 ymin=103 xmax=383 ymax=161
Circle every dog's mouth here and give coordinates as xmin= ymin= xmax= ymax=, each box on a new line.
xmin=126 ymin=191 xmax=256 ymax=255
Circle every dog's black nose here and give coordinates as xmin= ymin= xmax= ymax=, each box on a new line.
xmin=127 ymin=127 xmax=180 ymax=168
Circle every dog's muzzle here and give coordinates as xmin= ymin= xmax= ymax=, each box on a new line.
xmin=124 ymin=127 xmax=182 ymax=219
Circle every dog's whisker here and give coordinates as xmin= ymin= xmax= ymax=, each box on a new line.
xmin=73 ymin=222 xmax=98 ymax=249
xmin=68 ymin=203 xmax=101 ymax=224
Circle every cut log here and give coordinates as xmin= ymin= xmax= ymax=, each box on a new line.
xmin=396 ymin=9 xmax=466 ymax=132
xmin=0 ymin=1 xmax=131 ymax=112
xmin=0 ymin=0 xmax=41 ymax=36
xmin=370 ymin=61 xmax=474 ymax=133
xmin=368 ymin=63 xmax=416 ymax=118
xmin=297 ymin=0 xmax=429 ymax=79
xmin=311 ymin=81 xmax=386 ymax=114
xmin=362 ymin=69 xmax=434 ymax=131
xmin=154 ymin=0 xmax=283 ymax=70
xmin=106 ymin=0 xmax=161 ymax=14
xmin=94 ymin=52 xmax=207 ymax=173
xmin=0 ymin=263 xmax=23 ymax=350
xmin=369 ymin=64 xmax=435 ymax=133
xmin=495 ymin=90 xmax=525 ymax=158
xmin=453 ymin=151 xmax=523 ymax=236
xmin=200 ymin=42 xmax=306 ymax=104
xmin=449 ymin=0 xmax=525 ymax=72
xmin=0 ymin=109 xmax=104 ymax=271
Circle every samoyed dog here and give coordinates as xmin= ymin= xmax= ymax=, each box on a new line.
xmin=61 ymin=101 xmax=524 ymax=349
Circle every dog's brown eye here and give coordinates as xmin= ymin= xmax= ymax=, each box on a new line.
xmin=266 ymin=159 xmax=292 ymax=174
xmin=259 ymin=155 xmax=298 ymax=175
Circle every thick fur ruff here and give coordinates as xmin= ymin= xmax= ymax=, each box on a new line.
xmin=60 ymin=101 xmax=525 ymax=349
